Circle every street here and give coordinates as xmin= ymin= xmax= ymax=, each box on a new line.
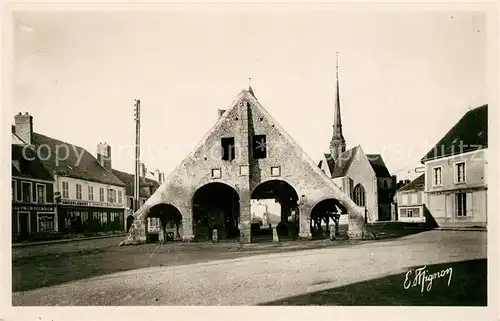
xmin=12 ymin=230 xmax=487 ymax=306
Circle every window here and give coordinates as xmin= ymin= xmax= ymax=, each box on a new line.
xmin=62 ymin=181 xmax=69 ymax=198
xmin=99 ymin=188 xmax=104 ymax=202
xmin=383 ymin=180 xmax=388 ymax=188
xmin=88 ymin=186 xmax=94 ymax=201
xmin=211 ymin=168 xmax=222 ymax=179
xmin=108 ymin=188 xmax=116 ymax=203
xmin=128 ymin=197 xmax=133 ymax=208
xmin=353 ymin=184 xmax=366 ymax=207
xmin=252 ymin=134 xmax=267 ymax=159
xmin=221 ymin=137 xmax=235 ymax=161
xmin=455 ymin=162 xmax=466 ymax=184
xmin=38 ymin=213 xmax=55 ymax=231
xmin=432 ymin=167 xmax=442 ymax=186
xmin=271 ymin=166 xmax=281 ymax=176
xmin=118 ymin=190 xmax=123 ymax=204
xmin=76 ymin=184 xmax=82 ymax=200
xmin=455 ymin=193 xmax=467 ymax=217
xmin=36 ymin=184 xmax=46 ymax=203
xmin=12 ymin=180 xmax=17 ymax=201
xmin=21 ymin=182 xmax=32 ymax=202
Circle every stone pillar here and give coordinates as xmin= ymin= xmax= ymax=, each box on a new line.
xmin=298 ymin=203 xmax=312 ymax=240
xmin=237 ymin=98 xmax=252 ymax=243
xmin=182 ymin=208 xmax=194 ymax=242
xmin=239 ymin=197 xmax=251 ymax=243
xmin=347 ymin=207 xmax=364 ymax=240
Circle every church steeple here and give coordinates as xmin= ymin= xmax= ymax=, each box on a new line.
xmin=329 ymin=52 xmax=346 ymax=162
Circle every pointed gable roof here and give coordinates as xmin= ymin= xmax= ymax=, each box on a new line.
xmin=331 ymin=146 xmax=360 ymax=178
xmin=421 ymin=104 xmax=487 ymax=163
xmin=397 ymin=174 xmax=425 ymax=192
xmin=163 ymin=89 xmax=355 ymax=193
xmin=366 ymin=154 xmax=391 ymax=178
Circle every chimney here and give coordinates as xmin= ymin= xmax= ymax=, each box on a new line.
xmin=217 ymin=109 xmax=226 ymax=119
xmin=97 ymin=142 xmax=112 ymax=170
xmin=140 ymin=163 xmax=147 ymax=178
xmin=14 ymin=112 xmax=33 ymax=145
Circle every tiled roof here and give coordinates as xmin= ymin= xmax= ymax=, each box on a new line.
xmin=398 ymin=174 xmax=425 ymax=192
xmin=12 ymin=144 xmax=53 ymax=181
xmin=31 ymin=132 xmax=125 ymax=187
xmin=421 ymin=104 xmax=488 ymax=162
xmin=322 ymin=153 xmax=336 ymax=176
xmin=112 ymin=169 xmax=160 ymax=198
xmin=331 ymin=146 xmax=360 ymax=178
xmin=366 ymin=154 xmax=391 ymax=178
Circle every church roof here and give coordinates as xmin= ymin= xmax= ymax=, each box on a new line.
xmin=322 ymin=153 xmax=336 ymax=176
xmin=366 ymin=154 xmax=391 ymax=178
xmin=398 ymin=174 xmax=425 ymax=192
xmin=331 ymin=146 xmax=360 ymax=178
xmin=421 ymin=104 xmax=487 ymax=163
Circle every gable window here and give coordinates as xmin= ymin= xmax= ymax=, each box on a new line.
xmin=36 ymin=184 xmax=46 ymax=203
xmin=353 ymin=184 xmax=366 ymax=207
xmin=432 ymin=167 xmax=442 ymax=186
xmin=455 ymin=162 xmax=466 ymax=184
xmin=88 ymin=186 xmax=94 ymax=201
xmin=253 ymin=134 xmax=267 ymax=159
xmin=21 ymin=182 xmax=32 ymax=202
xmin=62 ymin=181 xmax=69 ymax=199
xmin=455 ymin=193 xmax=467 ymax=217
xmin=76 ymin=184 xmax=82 ymax=200
xmin=221 ymin=137 xmax=235 ymax=161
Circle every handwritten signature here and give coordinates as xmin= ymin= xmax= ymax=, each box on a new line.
xmin=403 ymin=266 xmax=453 ymax=293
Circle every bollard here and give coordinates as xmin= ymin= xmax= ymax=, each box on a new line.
xmin=272 ymin=227 xmax=279 ymax=242
xmin=329 ymin=224 xmax=336 ymax=241
xmin=212 ymin=228 xmax=218 ymax=243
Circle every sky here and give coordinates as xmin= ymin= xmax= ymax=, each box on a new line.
xmin=11 ymin=8 xmax=488 ymax=181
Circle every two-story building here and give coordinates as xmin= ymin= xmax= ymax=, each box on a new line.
xmin=395 ymin=174 xmax=426 ymax=223
xmin=420 ymin=104 xmax=487 ymax=228
xmin=11 ymin=142 xmax=57 ymax=240
xmin=12 ymin=112 xmax=127 ymax=235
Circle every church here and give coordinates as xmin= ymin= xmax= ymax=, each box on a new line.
xmin=318 ymin=58 xmax=396 ymax=223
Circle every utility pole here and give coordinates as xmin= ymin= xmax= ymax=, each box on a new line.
xmin=134 ymin=99 xmax=141 ymax=212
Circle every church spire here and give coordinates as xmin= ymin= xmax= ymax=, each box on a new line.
xmin=329 ymin=52 xmax=346 ymax=162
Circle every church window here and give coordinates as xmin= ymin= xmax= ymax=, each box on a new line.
xmin=353 ymin=184 xmax=366 ymax=207
xmin=253 ymin=135 xmax=267 ymax=159
xmin=221 ymin=137 xmax=235 ymax=161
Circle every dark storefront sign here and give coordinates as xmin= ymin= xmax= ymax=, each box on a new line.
xmin=12 ymin=204 xmax=55 ymax=212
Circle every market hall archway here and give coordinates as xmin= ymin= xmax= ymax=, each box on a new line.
xmin=310 ymin=198 xmax=347 ymax=239
xmin=192 ymin=182 xmax=240 ymax=241
xmin=145 ymin=203 xmax=183 ymax=243
xmin=250 ymin=179 xmax=299 ymax=242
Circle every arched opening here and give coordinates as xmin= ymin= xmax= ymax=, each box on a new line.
xmin=146 ymin=203 xmax=183 ymax=243
xmin=310 ymin=198 xmax=347 ymax=239
xmin=353 ymin=184 xmax=366 ymax=207
xmin=250 ymin=180 xmax=299 ymax=242
xmin=192 ymin=182 xmax=240 ymax=241
xmin=126 ymin=215 xmax=134 ymax=232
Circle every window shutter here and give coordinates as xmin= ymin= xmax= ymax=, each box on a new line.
xmin=466 ymin=193 xmax=473 ymax=217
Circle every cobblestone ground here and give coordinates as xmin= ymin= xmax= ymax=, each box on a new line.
xmin=12 ymin=230 xmax=487 ymax=306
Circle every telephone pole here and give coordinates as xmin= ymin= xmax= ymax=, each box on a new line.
xmin=134 ymin=99 xmax=141 ymax=212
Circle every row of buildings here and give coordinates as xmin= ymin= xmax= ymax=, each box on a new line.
xmin=11 ymin=112 xmax=165 ymax=240
xmin=395 ymin=104 xmax=488 ymax=228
